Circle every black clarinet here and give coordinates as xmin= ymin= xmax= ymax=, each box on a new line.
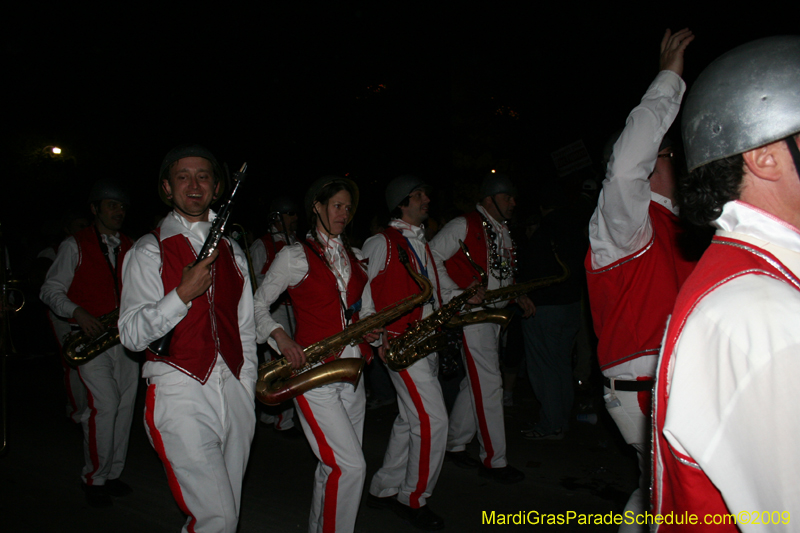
xmin=148 ymin=163 xmax=248 ymax=356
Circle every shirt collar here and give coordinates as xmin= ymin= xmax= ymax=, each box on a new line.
xmin=651 ymin=191 xmax=678 ymax=215
xmin=390 ymin=218 xmax=426 ymax=242
xmin=713 ymin=200 xmax=800 ymax=254
xmin=476 ymin=203 xmax=506 ymax=230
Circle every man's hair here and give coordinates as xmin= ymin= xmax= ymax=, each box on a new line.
xmin=390 ymin=196 xmax=410 ymax=220
xmin=679 ymin=153 xmax=745 ymax=227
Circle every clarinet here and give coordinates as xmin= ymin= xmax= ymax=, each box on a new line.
xmin=148 ymin=163 xmax=247 ymax=356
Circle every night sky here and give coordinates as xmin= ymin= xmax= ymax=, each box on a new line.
xmin=3 ymin=4 xmax=797 ymax=256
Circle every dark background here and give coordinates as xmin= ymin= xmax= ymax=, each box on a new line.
xmin=3 ymin=4 xmax=797 ymax=257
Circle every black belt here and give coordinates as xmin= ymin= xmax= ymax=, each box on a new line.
xmin=604 ymin=377 xmax=654 ymax=392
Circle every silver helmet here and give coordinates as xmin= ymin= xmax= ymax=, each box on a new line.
xmin=682 ymin=36 xmax=800 ymax=172
xmin=88 ymin=179 xmax=130 ymax=205
xmin=385 ymin=175 xmax=427 ymax=211
xmin=479 ymin=172 xmax=517 ymax=198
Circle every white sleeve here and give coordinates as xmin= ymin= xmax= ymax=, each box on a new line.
xmin=229 ymin=238 xmax=258 ymax=388
xmin=250 ymin=238 xmax=267 ymax=288
xmin=360 ymin=234 xmax=388 ymax=320
xmin=589 ymin=70 xmax=686 ymax=269
xmin=253 ymin=243 xmax=307 ymax=346
xmin=39 ymin=237 xmax=80 ymax=319
xmin=118 ymin=234 xmax=191 ymax=352
xmin=429 ymin=216 xmax=467 ymax=304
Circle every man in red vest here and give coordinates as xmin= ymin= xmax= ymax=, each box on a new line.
xmin=40 ymin=179 xmax=138 ymax=508
xmin=652 ymin=36 xmax=800 ymax=531
xmin=584 ymin=29 xmax=697 ymax=530
xmin=118 ymin=145 xmax=257 ymax=533
xmin=363 ymin=175 xmax=447 ymax=530
xmin=250 ymin=195 xmax=299 ymax=432
xmin=430 ymin=172 xmax=534 ymax=484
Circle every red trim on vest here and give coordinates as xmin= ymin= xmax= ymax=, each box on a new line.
xmin=444 ymin=211 xmax=488 ymax=289
xmin=295 ymin=395 xmax=341 ymax=533
xmin=67 ymin=225 xmax=132 ymax=320
xmin=371 ymin=227 xmax=442 ymax=339
xmin=652 ymin=237 xmax=800 ymax=530
xmin=585 ymin=202 xmax=697 ymax=372
xmin=398 ymin=369 xmax=432 ymax=508
xmin=288 ymin=239 xmax=369 ymax=363
xmin=145 ymin=384 xmax=197 ymax=532
xmin=146 ymin=229 xmax=245 ymax=384
xmin=259 ymin=234 xmax=287 ymax=276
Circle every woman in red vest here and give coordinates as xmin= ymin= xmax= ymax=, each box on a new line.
xmin=254 ymin=176 xmax=379 ymax=533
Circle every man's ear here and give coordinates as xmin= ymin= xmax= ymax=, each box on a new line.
xmin=213 ymin=179 xmax=221 ymax=199
xmin=742 ymin=142 xmax=782 ymax=183
xmin=162 ymin=178 xmax=173 ymax=199
xmin=90 ymin=203 xmax=98 ymax=217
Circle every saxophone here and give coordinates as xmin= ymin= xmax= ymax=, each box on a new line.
xmin=385 ymin=241 xmax=488 ymax=372
xmin=62 ymin=309 xmax=121 ymax=366
xmin=256 ymin=246 xmax=432 ymax=406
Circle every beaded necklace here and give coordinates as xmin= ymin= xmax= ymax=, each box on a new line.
xmin=479 ymin=212 xmax=517 ymax=281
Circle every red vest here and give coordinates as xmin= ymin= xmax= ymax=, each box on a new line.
xmin=67 ymin=225 xmax=132 ymax=319
xmin=585 ymin=202 xmax=697 ymax=372
xmin=288 ymin=240 xmax=369 ymax=362
xmin=147 ymin=230 xmax=245 ymax=384
xmin=259 ymin=234 xmax=287 ymax=275
xmin=370 ymin=227 xmax=442 ymax=339
xmin=652 ymin=237 xmax=800 ymax=531
xmin=444 ymin=211 xmax=490 ymax=289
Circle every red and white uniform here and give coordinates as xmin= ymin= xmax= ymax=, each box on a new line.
xmin=585 ymin=70 xmax=697 ymax=529
xmin=430 ymin=205 xmax=515 ymax=469
xmin=40 ymin=225 xmax=138 ymax=487
xmin=251 ymin=227 xmax=297 ymax=430
xmin=118 ymin=210 xmax=257 ymax=533
xmin=253 ymin=230 xmax=372 ymax=533
xmin=362 ymin=220 xmax=448 ymax=509
xmin=653 ymin=201 xmax=800 ymax=532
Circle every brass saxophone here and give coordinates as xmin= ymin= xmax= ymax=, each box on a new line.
xmin=256 ymin=246 xmax=432 ymax=406
xmin=62 ymin=309 xmax=121 ymax=366
xmin=385 ymin=241 xmax=488 ymax=372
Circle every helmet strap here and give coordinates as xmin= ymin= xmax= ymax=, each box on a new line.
xmin=489 ymin=195 xmax=507 ymax=222
xmin=785 ymin=136 xmax=800 ymax=183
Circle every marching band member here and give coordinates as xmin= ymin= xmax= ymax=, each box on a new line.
xmin=118 ymin=145 xmax=257 ymax=533
xmin=254 ymin=176 xmax=378 ymax=533
xmin=251 ymin=195 xmax=299 ymax=432
xmin=363 ymin=175 xmax=446 ymax=531
xmin=40 ymin=179 xmax=138 ymax=507
xmin=429 ymin=172 xmax=534 ymax=484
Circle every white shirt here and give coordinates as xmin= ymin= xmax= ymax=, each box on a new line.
xmin=588 ymin=70 xmax=685 ymax=270
xmin=250 ymin=225 xmax=297 ymax=287
xmin=40 ymin=229 xmax=122 ymax=319
xmin=661 ymin=201 xmax=800 ymax=522
xmin=429 ymin=204 xmax=514 ymax=307
xmin=118 ymin=210 xmax=257 ymax=390
xmin=252 ymin=230 xmax=370 ymax=358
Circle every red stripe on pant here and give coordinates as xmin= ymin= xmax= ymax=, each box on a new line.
xmin=296 ymin=395 xmax=341 ymax=533
xmin=145 ymin=384 xmax=198 ymax=533
xmin=398 ymin=369 xmax=432 ymax=509
xmin=462 ymin=332 xmax=495 ymax=467
xmin=77 ymin=368 xmax=100 ymax=484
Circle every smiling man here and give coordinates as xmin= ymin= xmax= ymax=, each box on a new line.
xmin=118 ymin=144 xmax=257 ymax=533
xmin=40 ymin=179 xmax=138 ymax=508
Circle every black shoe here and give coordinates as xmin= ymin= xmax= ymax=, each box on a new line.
xmin=81 ymin=483 xmax=112 ymax=508
xmin=445 ymin=450 xmax=480 ymax=469
xmin=478 ymin=464 xmax=525 ymax=484
xmin=368 ymin=494 xmax=444 ymax=531
xmin=105 ymin=478 xmax=132 ymax=497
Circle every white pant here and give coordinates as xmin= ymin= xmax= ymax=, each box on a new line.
xmin=294 ymin=379 xmax=366 ymax=533
xmin=604 ymin=386 xmax=650 ymax=533
xmin=49 ymin=313 xmax=88 ymax=423
xmin=446 ymin=323 xmax=507 ymax=468
xmin=144 ymin=360 xmax=256 ymax=533
xmin=76 ymin=344 xmax=138 ymax=485
xmin=370 ymin=353 xmax=447 ymax=508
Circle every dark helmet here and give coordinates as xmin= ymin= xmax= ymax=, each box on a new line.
xmin=268 ymin=195 xmax=300 ymax=216
xmin=682 ymin=36 xmax=800 ymax=172
xmin=88 ymin=179 xmax=130 ymax=205
xmin=385 ymin=175 xmax=427 ymax=211
xmin=158 ymin=144 xmax=225 ymax=205
xmin=479 ymin=172 xmax=517 ymax=199
xmin=304 ymin=176 xmax=360 ymax=223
